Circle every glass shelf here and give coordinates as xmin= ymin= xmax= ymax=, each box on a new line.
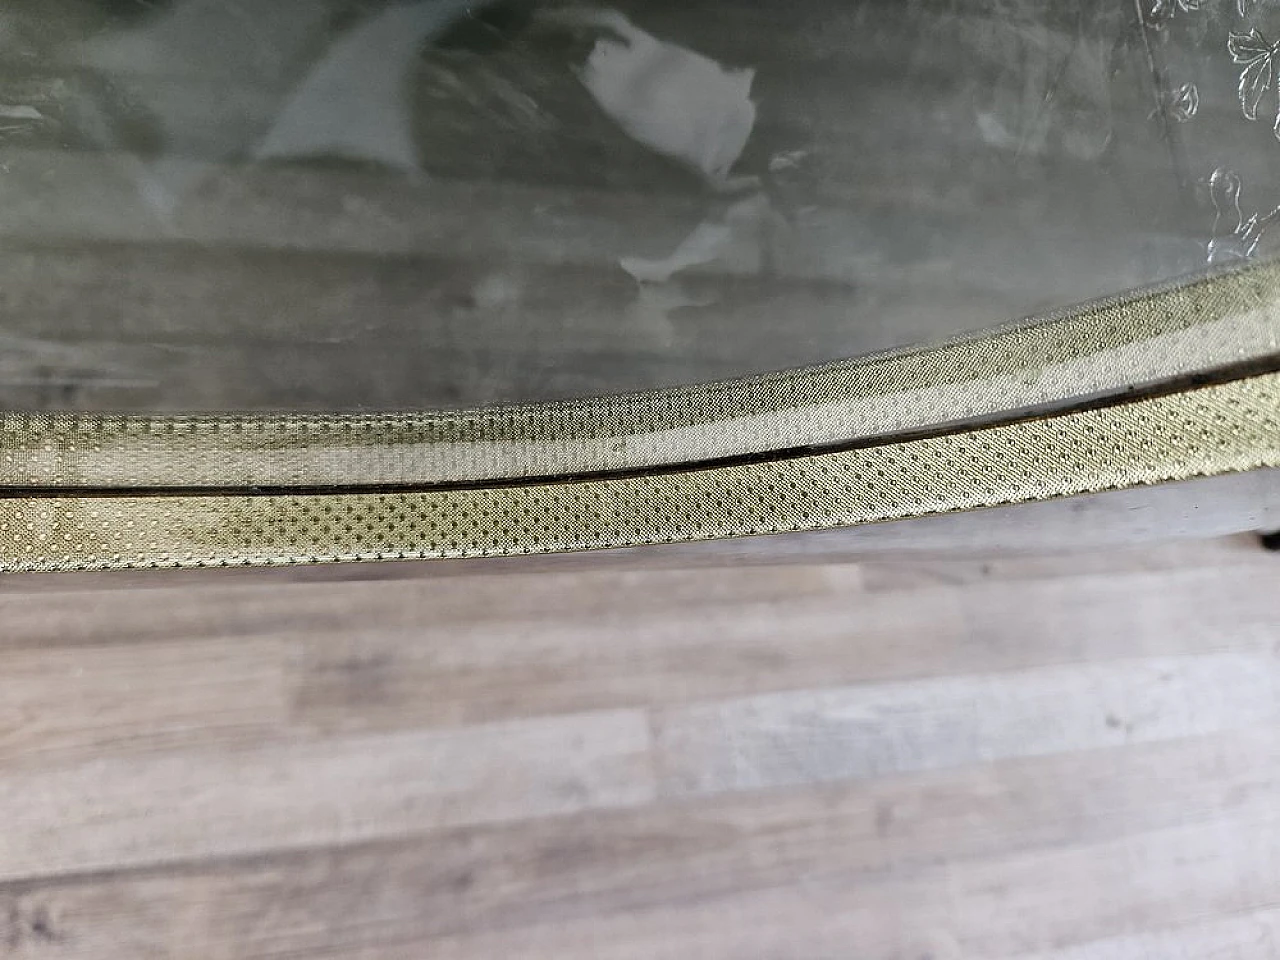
xmin=1 ymin=0 xmax=1273 ymax=414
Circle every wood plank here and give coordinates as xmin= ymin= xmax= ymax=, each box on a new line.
xmin=2 ymin=729 xmax=1278 ymax=959
xmin=407 ymin=809 xmax=1280 ymax=960
xmin=0 ymin=709 xmax=654 ymax=883
xmin=1009 ymin=908 xmax=1280 ymax=960
xmin=856 ymin=533 xmax=1273 ymax=593
xmin=0 ymin=565 xmax=858 ymax=648
xmin=6 ymin=560 xmax=1275 ymax=737
xmin=290 ymin=563 xmax=1279 ymax=734
xmin=0 ymin=640 xmax=290 ymax=767
xmin=654 ymin=651 xmax=1280 ymax=796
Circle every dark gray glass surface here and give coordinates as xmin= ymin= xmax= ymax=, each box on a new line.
xmin=0 ymin=0 xmax=1272 ymax=411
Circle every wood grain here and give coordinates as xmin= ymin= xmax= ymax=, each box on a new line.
xmin=2 ymin=729 xmax=1277 ymax=959
xmin=1011 ymin=909 xmax=1280 ymax=960
xmin=0 ymin=710 xmax=654 ymax=883
xmin=407 ymin=811 xmax=1280 ymax=960
xmin=2 ymin=536 xmax=1279 ymax=957
xmin=0 ymin=640 xmax=289 ymax=767
xmin=654 ymin=652 xmax=1280 ymax=796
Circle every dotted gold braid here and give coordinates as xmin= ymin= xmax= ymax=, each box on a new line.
xmin=2 ymin=262 xmax=1279 ymax=572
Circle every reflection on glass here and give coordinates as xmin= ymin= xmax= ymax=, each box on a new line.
xmin=0 ymin=0 xmax=1274 ymax=411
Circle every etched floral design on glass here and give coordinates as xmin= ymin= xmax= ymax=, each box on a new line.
xmin=1158 ymin=81 xmax=1201 ymax=121
xmin=1147 ymin=0 xmax=1205 ymax=26
xmin=1229 ymin=28 xmax=1280 ymax=138
xmin=1207 ymin=167 xmax=1280 ymax=262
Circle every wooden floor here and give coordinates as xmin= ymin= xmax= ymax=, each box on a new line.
xmin=2 ymin=536 xmax=1280 ymax=958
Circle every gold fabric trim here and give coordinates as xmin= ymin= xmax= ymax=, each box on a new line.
xmin=4 ymin=371 xmax=1277 ymax=572
xmin=4 ymin=260 xmax=1280 ymax=488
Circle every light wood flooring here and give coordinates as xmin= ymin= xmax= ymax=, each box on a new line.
xmin=2 ymin=535 xmax=1279 ymax=958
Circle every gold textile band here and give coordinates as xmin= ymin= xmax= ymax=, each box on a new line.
xmin=3 ymin=260 xmax=1280 ymax=489
xmin=2 ymin=371 xmax=1277 ymax=572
